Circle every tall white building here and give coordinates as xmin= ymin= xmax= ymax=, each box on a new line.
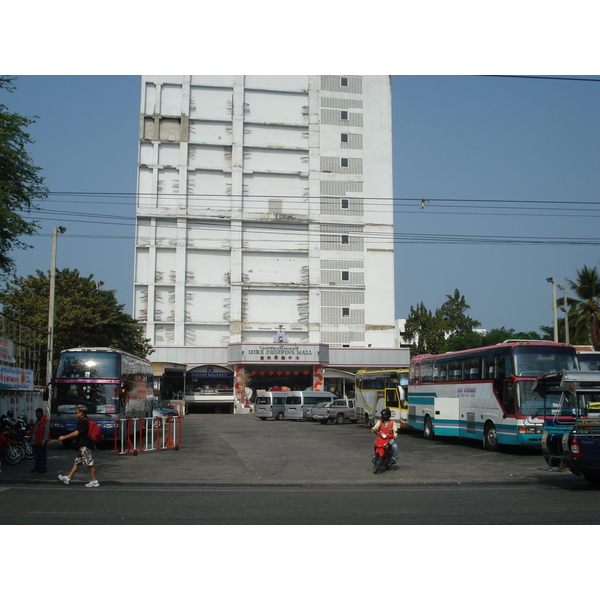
xmin=133 ymin=75 xmax=406 ymax=411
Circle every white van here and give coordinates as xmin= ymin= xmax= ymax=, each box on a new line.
xmin=254 ymin=392 xmax=288 ymax=420
xmin=283 ymin=391 xmax=338 ymax=421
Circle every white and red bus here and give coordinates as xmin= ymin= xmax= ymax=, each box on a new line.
xmin=408 ymin=341 xmax=579 ymax=450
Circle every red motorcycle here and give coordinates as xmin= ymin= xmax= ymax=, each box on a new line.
xmin=372 ymin=431 xmax=394 ymax=474
xmin=0 ymin=428 xmax=26 ymax=465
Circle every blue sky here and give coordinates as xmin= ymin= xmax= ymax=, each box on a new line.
xmin=3 ymin=74 xmax=599 ymax=335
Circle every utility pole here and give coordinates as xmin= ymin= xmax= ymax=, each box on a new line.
xmin=547 ymin=277 xmax=558 ymax=343
xmin=46 ymin=226 xmax=66 ymax=389
xmin=558 ymin=283 xmax=570 ymax=344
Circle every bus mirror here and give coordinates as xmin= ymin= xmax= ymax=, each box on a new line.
xmin=43 ymin=387 xmax=49 ymax=402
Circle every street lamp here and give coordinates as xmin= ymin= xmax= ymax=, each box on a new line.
xmin=46 ymin=226 xmax=66 ymax=388
xmin=547 ymin=277 xmax=558 ymax=343
xmin=558 ymin=283 xmax=570 ymax=345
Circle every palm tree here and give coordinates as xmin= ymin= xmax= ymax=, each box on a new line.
xmin=566 ymin=265 xmax=600 ymax=350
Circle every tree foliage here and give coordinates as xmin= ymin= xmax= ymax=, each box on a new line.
xmin=445 ymin=327 xmax=541 ymax=352
xmin=566 ymin=264 xmax=600 ymax=350
xmin=403 ymin=301 xmax=447 ymax=356
xmin=440 ymin=289 xmax=481 ymax=336
xmin=0 ymin=268 xmax=153 ymax=374
xmin=404 ymin=289 xmax=481 ymax=356
xmin=0 ymin=77 xmax=48 ymax=278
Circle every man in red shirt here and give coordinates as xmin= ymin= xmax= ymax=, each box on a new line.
xmin=31 ymin=408 xmax=50 ymax=473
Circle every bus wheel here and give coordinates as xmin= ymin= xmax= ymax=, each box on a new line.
xmin=484 ymin=422 xmax=499 ymax=451
xmin=423 ymin=416 xmax=434 ymax=440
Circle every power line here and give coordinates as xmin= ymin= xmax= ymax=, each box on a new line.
xmin=44 ymin=191 xmax=600 ymax=207
xmin=481 ymin=75 xmax=600 ymax=83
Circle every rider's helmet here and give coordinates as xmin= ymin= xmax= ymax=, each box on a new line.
xmin=381 ymin=408 xmax=391 ymax=421
xmin=6 ymin=410 xmax=14 ymax=418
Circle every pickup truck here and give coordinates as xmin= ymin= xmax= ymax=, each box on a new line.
xmin=533 ymin=370 xmax=600 ymax=485
xmin=311 ymin=399 xmax=357 ymax=424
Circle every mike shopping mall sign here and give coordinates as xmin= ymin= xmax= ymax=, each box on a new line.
xmin=228 ymin=343 xmax=329 ymax=365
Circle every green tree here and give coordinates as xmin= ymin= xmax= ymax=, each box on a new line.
xmin=0 ymin=77 xmax=48 ymax=278
xmin=403 ymin=301 xmax=447 ymax=356
xmin=444 ymin=329 xmax=486 ymax=352
xmin=565 ymin=264 xmax=600 ymax=350
xmin=439 ymin=289 xmax=481 ymax=336
xmin=444 ymin=327 xmax=541 ymax=352
xmin=0 ymin=268 xmax=152 ymax=378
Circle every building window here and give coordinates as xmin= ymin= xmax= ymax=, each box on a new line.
xmin=341 ymin=271 xmax=349 ymax=281
xmin=341 ymin=77 xmax=349 ymax=87
xmin=341 ymin=234 xmax=349 ymax=245
xmin=341 ymin=110 xmax=348 ymax=120
xmin=341 ymin=198 xmax=349 ymax=210
xmin=342 ymin=307 xmax=350 ymax=318
xmin=341 ymin=157 xmax=349 ymax=168
xmin=341 ymin=133 xmax=348 ymax=143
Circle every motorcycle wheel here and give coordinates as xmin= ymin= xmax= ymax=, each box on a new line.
xmin=373 ymin=455 xmax=383 ymax=474
xmin=24 ymin=441 xmax=34 ymax=459
xmin=4 ymin=445 xmax=25 ymax=465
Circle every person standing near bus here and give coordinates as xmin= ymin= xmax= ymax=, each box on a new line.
xmin=57 ymin=405 xmax=99 ymax=488
xmin=371 ymin=408 xmax=398 ymax=464
xmin=31 ymin=408 xmax=50 ymax=473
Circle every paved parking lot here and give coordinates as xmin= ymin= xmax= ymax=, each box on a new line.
xmin=1 ymin=413 xmax=562 ymax=487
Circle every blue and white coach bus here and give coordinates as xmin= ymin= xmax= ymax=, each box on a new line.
xmin=408 ymin=341 xmax=579 ymax=450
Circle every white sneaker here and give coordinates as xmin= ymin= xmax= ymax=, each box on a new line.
xmin=85 ymin=480 xmax=99 ymax=488
xmin=58 ymin=475 xmax=70 ymax=485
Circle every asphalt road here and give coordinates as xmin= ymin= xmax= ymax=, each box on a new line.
xmin=2 ymin=414 xmax=600 ymax=524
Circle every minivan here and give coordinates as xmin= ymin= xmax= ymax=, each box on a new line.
xmin=283 ymin=391 xmax=338 ymax=421
xmin=254 ymin=392 xmax=288 ymax=420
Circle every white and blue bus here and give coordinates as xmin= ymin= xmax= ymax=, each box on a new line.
xmin=50 ymin=347 xmax=154 ymax=443
xmin=408 ymin=341 xmax=579 ymax=450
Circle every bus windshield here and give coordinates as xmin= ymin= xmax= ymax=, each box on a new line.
xmin=514 ymin=346 xmax=578 ymax=377
xmin=578 ymin=353 xmax=600 ymax=371
xmin=55 ymin=352 xmax=120 ymax=379
xmin=51 ymin=382 xmax=120 ymax=415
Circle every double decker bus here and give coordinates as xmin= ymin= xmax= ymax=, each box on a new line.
xmin=408 ymin=341 xmax=579 ymax=450
xmin=354 ymin=369 xmax=409 ymax=428
xmin=49 ymin=347 xmax=154 ymax=442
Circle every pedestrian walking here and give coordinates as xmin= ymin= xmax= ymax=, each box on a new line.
xmin=57 ymin=405 xmax=99 ymax=488
xmin=31 ymin=408 xmax=50 ymax=473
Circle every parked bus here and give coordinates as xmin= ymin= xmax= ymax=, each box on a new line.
xmin=49 ymin=347 xmax=154 ymax=442
xmin=354 ymin=369 xmax=409 ymax=428
xmin=577 ymin=351 xmax=600 ymax=371
xmin=408 ymin=341 xmax=579 ymax=450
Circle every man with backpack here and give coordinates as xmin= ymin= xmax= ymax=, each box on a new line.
xmin=57 ymin=404 xmax=100 ymax=488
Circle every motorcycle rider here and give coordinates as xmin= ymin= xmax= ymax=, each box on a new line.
xmin=371 ymin=408 xmax=398 ymax=464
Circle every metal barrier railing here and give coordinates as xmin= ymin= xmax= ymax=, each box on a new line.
xmin=115 ymin=416 xmax=181 ymax=455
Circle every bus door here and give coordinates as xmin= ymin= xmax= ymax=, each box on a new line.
xmin=385 ymin=386 xmax=402 ymax=423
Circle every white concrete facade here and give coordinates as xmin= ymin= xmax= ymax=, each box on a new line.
xmin=134 ymin=75 xmax=395 ymax=367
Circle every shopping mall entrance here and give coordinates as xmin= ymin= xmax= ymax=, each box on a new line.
xmin=246 ymin=368 xmax=313 ymax=394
